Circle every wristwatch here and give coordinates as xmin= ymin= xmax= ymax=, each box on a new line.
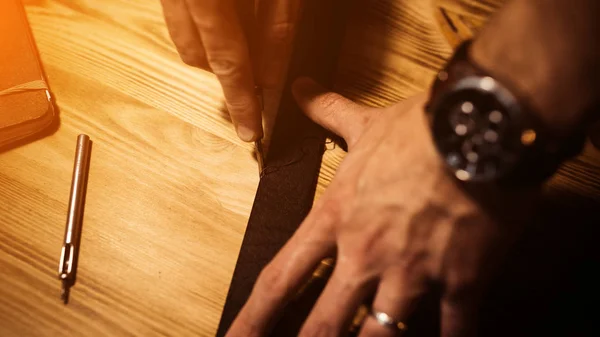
xmin=425 ymin=40 xmax=585 ymax=186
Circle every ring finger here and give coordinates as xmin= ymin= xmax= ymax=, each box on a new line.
xmin=225 ymin=209 xmax=337 ymax=337
xmin=298 ymin=262 xmax=377 ymax=337
xmin=359 ymin=268 xmax=426 ymax=337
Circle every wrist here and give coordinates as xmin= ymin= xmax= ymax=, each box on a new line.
xmin=470 ymin=0 xmax=599 ymax=136
xmin=425 ymin=38 xmax=587 ymax=186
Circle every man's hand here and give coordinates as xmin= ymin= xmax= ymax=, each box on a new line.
xmin=160 ymin=0 xmax=303 ymax=142
xmin=226 ymin=78 xmax=525 ymax=337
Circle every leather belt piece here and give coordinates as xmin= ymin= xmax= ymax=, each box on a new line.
xmin=216 ymin=0 xmax=353 ymax=335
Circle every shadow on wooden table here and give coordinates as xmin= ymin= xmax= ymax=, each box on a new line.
xmin=0 ymin=108 xmax=60 ymax=155
xmin=407 ymin=157 xmax=600 ymax=337
xmin=477 ymin=192 xmax=600 ymax=337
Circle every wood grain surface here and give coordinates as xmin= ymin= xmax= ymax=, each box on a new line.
xmin=1 ymin=0 xmax=599 ymax=336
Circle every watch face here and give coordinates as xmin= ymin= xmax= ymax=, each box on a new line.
xmin=431 ymin=76 xmax=535 ymax=182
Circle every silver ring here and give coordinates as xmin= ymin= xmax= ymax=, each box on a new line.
xmin=371 ymin=309 xmax=408 ymax=333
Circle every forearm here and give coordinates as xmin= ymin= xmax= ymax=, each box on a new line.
xmin=470 ymin=0 xmax=599 ymax=135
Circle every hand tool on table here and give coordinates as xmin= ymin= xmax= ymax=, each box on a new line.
xmin=58 ymin=134 xmax=92 ymax=304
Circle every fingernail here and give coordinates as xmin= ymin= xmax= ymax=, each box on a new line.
xmin=236 ymin=124 xmax=257 ymax=142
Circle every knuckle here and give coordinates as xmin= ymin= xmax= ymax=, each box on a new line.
xmin=333 ymin=261 xmax=370 ymax=290
xmin=208 ymin=57 xmax=243 ymax=78
xmin=226 ymin=96 xmax=255 ymax=114
xmin=179 ymin=51 xmax=205 ymax=68
xmin=256 ymin=263 xmax=290 ymax=299
xmin=266 ymin=22 xmax=296 ymax=45
xmin=341 ymin=265 xmax=368 ymax=286
xmin=232 ymin=317 xmax=262 ymax=337
xmin=349 ymin=223 xmax=393 ymax=261
xmin=194 ymin=15 xmax=220 ymax=35
xmin=354 ymin=231 xmax=383 ymax=257
xmin=397 ymin=250 xmax=428 ymax=274
xmin=315 ymin=197 xmax=344 ymax=226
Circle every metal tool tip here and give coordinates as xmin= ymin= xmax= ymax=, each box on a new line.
xmin=61 ymin=281 xmax=70 ymax=304
xmin=255 ymin=140 xmax=265 ymax=176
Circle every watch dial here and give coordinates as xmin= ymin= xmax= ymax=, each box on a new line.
xmin=432 ymin=86 xmax=524 ymax=182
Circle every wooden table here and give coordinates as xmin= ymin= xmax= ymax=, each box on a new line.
xmin=1 ymin=0 xmax=599 ymax=336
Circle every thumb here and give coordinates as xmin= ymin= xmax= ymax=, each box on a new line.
xmin=292 ymin=77 xmax=371 ymax=148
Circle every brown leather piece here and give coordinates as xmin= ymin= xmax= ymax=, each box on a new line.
xmin=0 ymin=0 xmax=54 ymax=149
xmin=216 ymin=0 xmax=353 ymax=335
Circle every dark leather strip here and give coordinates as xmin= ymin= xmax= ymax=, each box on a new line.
xmin=216 ymin=1 xmax=352 ymax=336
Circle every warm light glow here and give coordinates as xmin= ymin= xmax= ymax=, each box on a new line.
xmin=521 ymin=129 xmax=537 ymax=145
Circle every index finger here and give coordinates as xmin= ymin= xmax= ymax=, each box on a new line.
xmin=225 ymin=204 xmax=337 ymax=336
xmin=186 ymin=0 xmax=262 ymax=141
